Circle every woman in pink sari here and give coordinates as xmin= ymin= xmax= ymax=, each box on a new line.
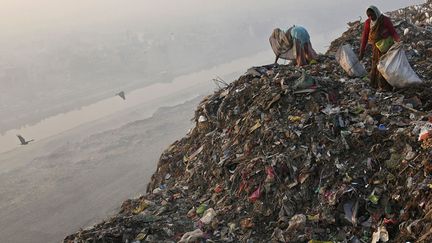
xmin=359 ymin=5 xmax=400 ymax=90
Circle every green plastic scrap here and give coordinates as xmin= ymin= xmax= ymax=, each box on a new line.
xmin=196 ymin=203 xmax=207 ymax=216
xmin=368 ymin=194 xmax=380 ymax=205
xmin=293 ymin=71 xmax=318 ymax=90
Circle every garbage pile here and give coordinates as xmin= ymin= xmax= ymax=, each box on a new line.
xmin=65 ymin=2 xmax=432 ymax=243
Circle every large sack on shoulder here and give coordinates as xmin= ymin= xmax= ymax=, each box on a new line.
xmin=377 ymin=42 xmax=422 ymax=88
xmin=269 ymin=28 xmax=295 ymax=60
xmin=335 ymin=44 xmax=367 ymax=77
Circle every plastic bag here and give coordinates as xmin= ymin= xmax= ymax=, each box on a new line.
xmin=248 ymin=187 xmax=262 ymax=202
xmin=200 ymin=208 xmax=216 ymax=224
xmin=335 ymin=44 xmax=367 ymax=77
xmin=375 ymin=37 xmax=394 ymax=53
xmin=179 ymin=229 xmax=204 ymax=243
xmin=293 ymin=72 xmax=317 ymax=90
xmin=377 ymin=42 xmax=422 ymax=88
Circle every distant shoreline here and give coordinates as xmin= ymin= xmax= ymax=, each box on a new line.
xmin=0 ymin=50 xmax=271 ymax=154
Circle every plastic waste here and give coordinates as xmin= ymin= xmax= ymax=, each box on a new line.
xmin=309 ymin=59 xmax=318 ymax=65
xmin=198 ymin=115 xmax=207 ymax=123
xmin=214 ymin=184 xmax=223 ymax=193
xmin=187 ymin=207 xmax=196 ymax=218
xmin=371 ymin=226 xmax=389 ymax=243
xmin=265 ymin=166 xmax=275 ymax=183
xmin=368 ymin=194 xmax=380 ymax=205
xmin=179 ymin=229 xmax=204 ymax=243
xmin=293 ymin=72 xmax=318 ymax=90
xmin=375 ymin=37 xmax=394 ymax=53
xmin=152 ymin=188 xmax=163 ymax=194
xmin=287 ymin=214 xmax=306 ymax=231
xmin=200 ymin=208 xmax=217 ymax=224
xmin=132 ymin=200 xmax=150 ymax=214
xmin=196 ymin=203 xmax=207 ymax=216
xmin=288 ymin=115 xmax=302 ymax=122
xmin=377 ymin=42 xmax=422 ymax=88
xmin=343 ymin=200 xmax=359 ymax=226
xmin=378 ymin=124 xmax=388 ymax=131
xmin=248 ymin=187 xmax=262 ymax=202
xmin=419 ymin=127 xmax=432 ymax=141
xmin=335 ymin=44 xmax=367 ymax=77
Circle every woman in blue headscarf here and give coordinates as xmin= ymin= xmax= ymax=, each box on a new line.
xmin=270 ymin=25 xmax=317 ymax=66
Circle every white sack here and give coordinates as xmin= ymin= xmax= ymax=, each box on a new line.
xmin=335 ymin=44 xmax=367 ymax=77
xmin=377 ymin=42 xmax=422 ymax=88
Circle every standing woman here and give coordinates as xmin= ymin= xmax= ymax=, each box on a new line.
xmin=359 ymin=5 xmax=400 ymax=90
xmin=271 ymin=25 xmax=318 ymax=67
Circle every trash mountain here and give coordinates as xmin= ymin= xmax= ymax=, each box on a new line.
xmin=65 ymin=2 xmax=432 ymax=243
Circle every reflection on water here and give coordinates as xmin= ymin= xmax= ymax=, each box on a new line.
xmin=0 ymin=50 xmax=271 ymax=154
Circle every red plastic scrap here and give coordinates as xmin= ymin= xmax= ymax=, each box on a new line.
xmin=214 ymin=184 xmax=223 ymax=193
xmin=265 ymin=166 xmax=275 ymax=182
xmin=383 ymin=218 xmax=398 ymax=225
xmin=248 ymin=187 xmax=262 ymax=202
xmin=419 ymin=131 xmax=431 ymax=141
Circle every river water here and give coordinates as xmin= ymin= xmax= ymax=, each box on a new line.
xmin=0 ymin=51 xmax=273 ymax=154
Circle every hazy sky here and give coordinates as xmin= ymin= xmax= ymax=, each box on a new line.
xmin=0 ymin=0 xmax=423 ymax=38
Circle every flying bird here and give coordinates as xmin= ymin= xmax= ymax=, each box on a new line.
xmin=116 ymin=91 xmax=126 ymax=100
xmin=17 ymin=134 xmax=34 ymax=145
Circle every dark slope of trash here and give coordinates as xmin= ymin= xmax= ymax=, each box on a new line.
xmin=65 ymin=2 xmax=432 ymax=243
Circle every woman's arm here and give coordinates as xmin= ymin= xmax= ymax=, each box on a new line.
xmin=360 ymin=19 xmax=371 ymax=58
xmin=385 ymin=17 xmax=400 ymax=42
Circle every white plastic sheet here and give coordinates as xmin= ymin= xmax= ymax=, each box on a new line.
xmin=378 ymin=42 xmax=422 ymax=88
xmin=335 ymin=44 xmax=367 ymax=77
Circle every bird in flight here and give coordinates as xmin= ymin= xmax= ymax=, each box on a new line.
xmin=17 ymin=134 xmax=34 ymax=145
xmin=116 ymin=91 xmax=126 ymax=100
